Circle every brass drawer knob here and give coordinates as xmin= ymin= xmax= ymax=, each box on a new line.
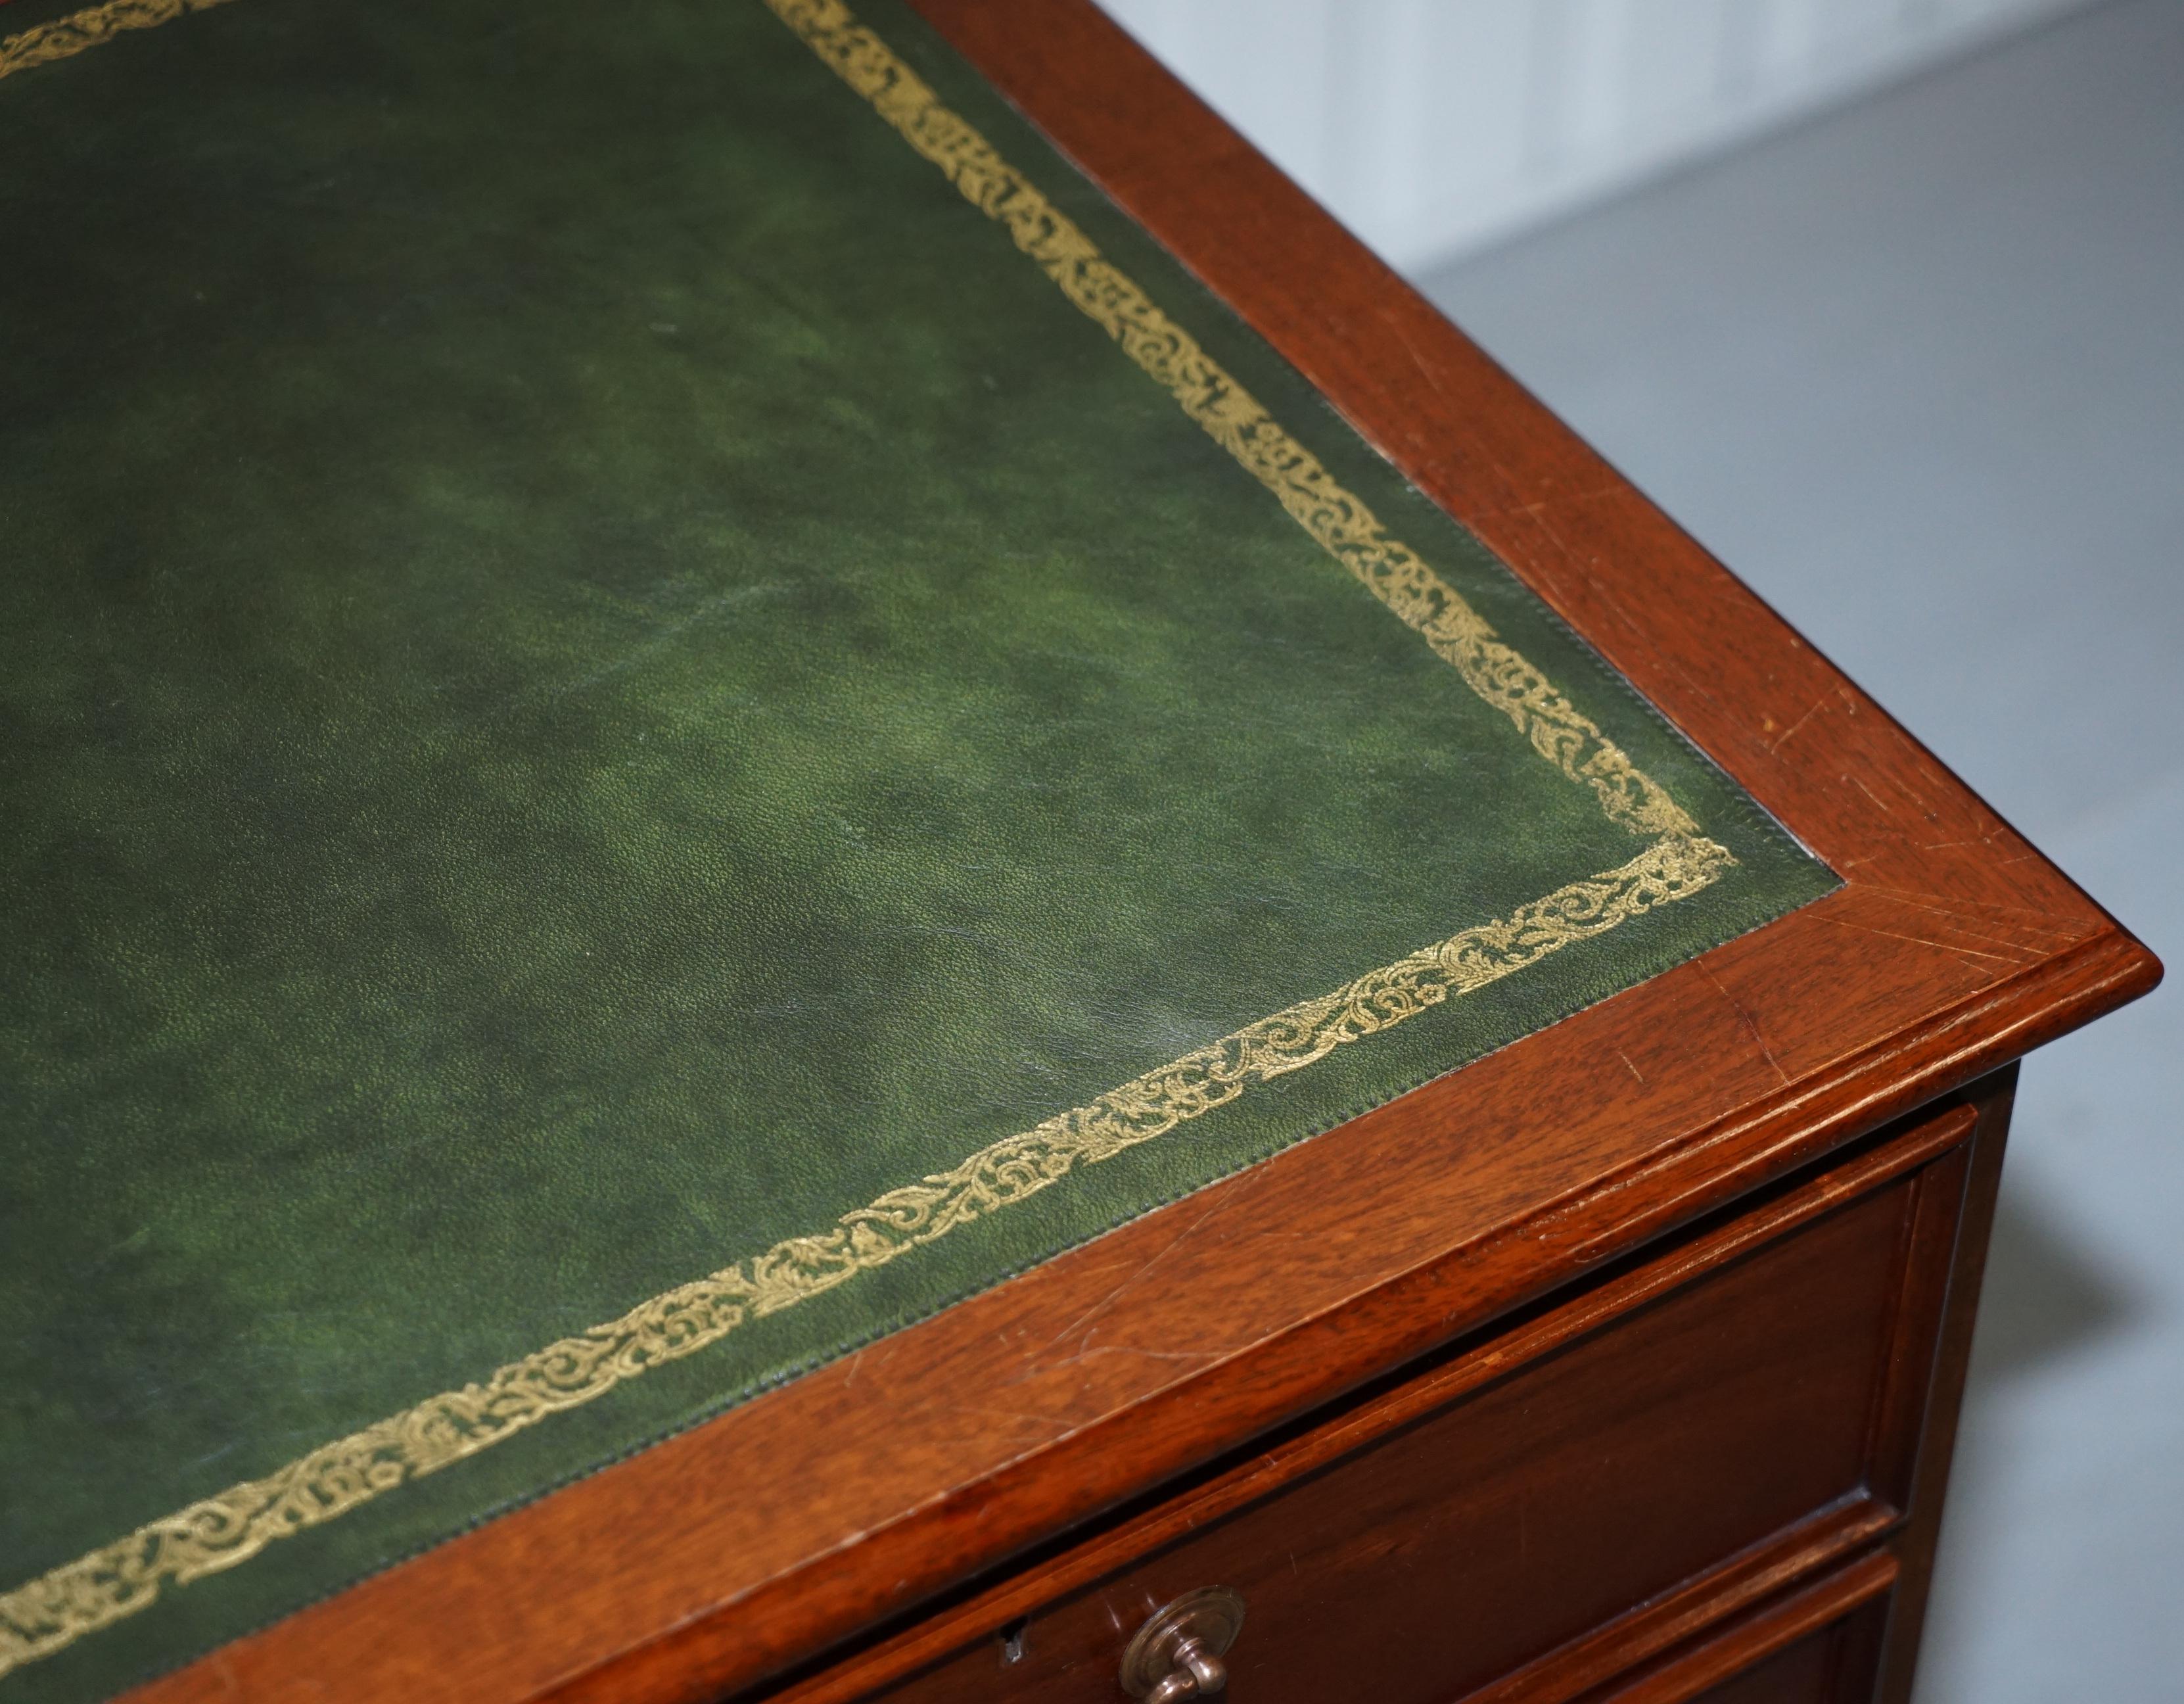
xmin=1119 ymin=1586 xmax=1247 ymax=1703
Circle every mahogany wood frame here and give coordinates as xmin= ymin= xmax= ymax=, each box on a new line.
xmin=125 ymin=5 xmax=2158 ymax=1703
xmin=751 ymin=1089 xmax=1993 ymax=1704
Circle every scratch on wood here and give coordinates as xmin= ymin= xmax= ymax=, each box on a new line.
xmin=1846 ymin=772 xmax=1891 ymax=815
xmin=1043 ymin=1344 xmax=1219 ymax=1372
xmin=1859 ymin=885 xmax=2089 ymax=939
xmin=1767 ymin=690 xmax=1836 ymax=752
xmin=931 ymin=1400 xmax=1065 ymax=1434
xmin=1380 ymin=304 xmax=1460 ymax=419
xmin=1806 ymin=912 xmax=2027 ymax=968
xmin=1886 ymin=761 xmax=1938 ymax=817
xmin=1698 ymin=963 xmax=1792 ymax=1087
xmin=1033 ymin=1187 xmax=1249 ymax=1362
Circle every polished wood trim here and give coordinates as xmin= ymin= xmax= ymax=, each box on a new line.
xmin=1460 ymin=1498 xmax=1894 ymax=1704
xmin=761 ymin=1102 xmax=1972 ymax=1704
xmin=1874 ymin=1075 xmax=2018 ymax=1701
xmin=1864 ymin=1093 xmax=1983 ymax=1513
xmin=122 ymin=5 xmax=2159 ymax=1703
xmin=1584 ymin=1552 xmax=1897 ymax=1704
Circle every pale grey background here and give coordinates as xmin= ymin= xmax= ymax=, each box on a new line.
xmin=1419 ymin=3 xmax=2182 ymax=1699
xmin=1098 ymin=0 xmax=2097 ymax=266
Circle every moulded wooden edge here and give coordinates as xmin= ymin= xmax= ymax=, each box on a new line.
xmin=1582 ymin=1551 xmax=1898 ymax=1704
xmin=120 ymin=5 xmax=2162 ymax=1704
xmin=760 ymin=1100 xmax=1976 ymax=1704
xmin=1462 ymin=1501 xmax=1895 ymax=1704
xmin=120 ymin=934 xmax=2149 ymax=1704
xmin=1874 ymin=1071 xmax=2018 ymax=1701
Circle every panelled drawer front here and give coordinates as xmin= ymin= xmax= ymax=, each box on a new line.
xmin=873 ymin=1156 xmax=1943 ymax=1704
xmin=1577 ymin=1558 xmax=1895 ymax=1704
xmin=1690 ymin=1642 xmax=1840 ymax=1704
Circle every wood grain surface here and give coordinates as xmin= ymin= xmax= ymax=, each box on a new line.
xmin=1592 ymin=1560 xmax=1895 ymax=1704
xmin=121 ymin=4 xmax=2158 ymax=1703
xmin=802 ymin=1099 xmax=1977 ymax=1704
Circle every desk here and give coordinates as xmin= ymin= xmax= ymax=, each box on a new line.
xmin=0 ymin=2 xmax=2156 ymax=1701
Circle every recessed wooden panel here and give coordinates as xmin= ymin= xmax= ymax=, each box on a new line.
xmin=872 ymin=1168 xmax=1925 ymax=1704
xmin=1690 ymin=1639 xmax=1839 ymax=1704
xmin=1688 ymin=1629 xmax=1845 ymax=1704
xmin=1573 ymin=1555 xmax=1894 ymax=1704
xmin=1673 ymin=1599 xmax=1890 ymax=1704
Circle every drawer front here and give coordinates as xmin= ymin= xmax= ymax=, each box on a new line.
xmin=1693 ymin=1642 xmax=1842 ymax=1704
xmin=1663 ymin=1595 xmax=1890 ymax=1704
xmin=1681 ymin=1611 xmax=1880 ymax=1704
xmin=849 ymin=1110 xmax=1974 ymax=1704
xmin=1582 ymin=1556 xmax=1895 ymax=1704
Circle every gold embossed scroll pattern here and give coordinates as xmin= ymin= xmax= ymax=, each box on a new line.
xmin=763 ymin=0 xmax=1696 ymax=845
xmin=0 ymin=0 xmax=237 ymax=80
xmin=0 ymin=0 xmax=1736 ymax=1680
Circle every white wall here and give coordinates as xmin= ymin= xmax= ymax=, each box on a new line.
xmin=1092 ymin=0 xmax=2095 ymax=270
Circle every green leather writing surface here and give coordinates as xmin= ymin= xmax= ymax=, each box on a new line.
xmin=0 ymin=0 xmax=1836 ymax=1695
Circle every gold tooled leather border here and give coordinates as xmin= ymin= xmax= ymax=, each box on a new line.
xmin=0 ymin=834 xmax=1731 ymax=1678
xmin=0 ymin=0 xmax=1731 ymax=1677
xmin=0 ymin=0 xmax=236 ymax=80
xmin=770 ymin=0 xmax=1696 ymax=843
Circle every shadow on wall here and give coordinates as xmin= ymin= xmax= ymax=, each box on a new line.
xmin=1971 ymin=1187 xmax=2137 ymax=1383
xmin=1090 ymin=0 xmax=2097 ymax=268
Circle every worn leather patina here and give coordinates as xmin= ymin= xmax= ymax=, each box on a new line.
xmin=0 ymin=0 xmax=1837 ymax=1696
